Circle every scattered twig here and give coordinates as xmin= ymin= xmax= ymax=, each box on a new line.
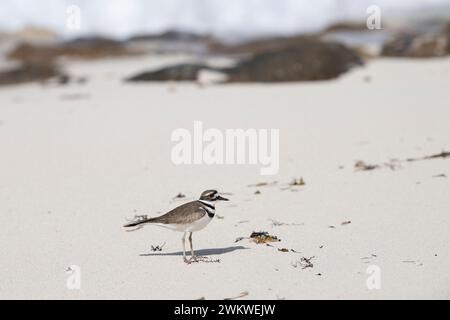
xmin=407 ymin=150 xmax=450 ymax=162
xmin=150 ymin=242 xmax=166 ymax=252
xmin=224 ymin=291 xmax=249 ymax=300
xmin=291 ymin=256 xmax=315 ymax=269
xmin=248 ymin=181 xmax=277 ymax=187
xmin=269 ymin=219 xmax=303 ymax=227
xmin=173 ymin=192 xmax=186 ymax=199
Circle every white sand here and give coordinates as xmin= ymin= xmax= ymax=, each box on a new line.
xmin=0 ymin=56 xmax=449 ymax=299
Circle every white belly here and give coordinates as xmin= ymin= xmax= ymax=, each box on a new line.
xmin=151 ymin=214 xmax=213 ymax=232
xmin=185 ymin=214 xmax=213 ymax=232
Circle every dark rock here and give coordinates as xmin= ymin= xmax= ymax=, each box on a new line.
xmin=226 ymin=38 xmax=363 ymax=82
xmin=381 ymin=32 xmax=449 ymax=58
xmin=128 ymin=30 xmax=209 ymax=42
xmin=8 ymin=37 xmax=141 ymax=63
xmin=0 ymin=63 xmax=63 ymax=86
xmin=125 ymin=37 xmax=362 ymax=83
xmin=125 ymin=63 xmax=216 ymax=82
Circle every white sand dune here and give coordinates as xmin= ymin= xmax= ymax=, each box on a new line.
xmin=0 ymin=56 xmax=449 ymax=299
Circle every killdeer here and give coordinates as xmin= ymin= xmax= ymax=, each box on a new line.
xmin=123 ymin=190 xmax=229 ymax=263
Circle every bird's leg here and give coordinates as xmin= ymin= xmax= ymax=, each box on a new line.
xmin=182 ymin=232 xmax=189 ymax=263
xmin=188 ymin=232 xmax=207 ymax=262
xmin=188 ymin=232 xmax=196 ymax=260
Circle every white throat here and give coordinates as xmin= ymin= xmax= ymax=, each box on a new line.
xmin=199 ymin=200 xmax=215 ymax=207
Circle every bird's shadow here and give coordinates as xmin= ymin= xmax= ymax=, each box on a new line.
xmin=139 ymin=245 xmax=248 ymax=257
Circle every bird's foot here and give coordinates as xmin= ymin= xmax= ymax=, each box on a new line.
xmin=189 ymin=255 xmax=209 ymax=263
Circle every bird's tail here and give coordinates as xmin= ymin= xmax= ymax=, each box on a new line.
xmin=123 ymin=220 xmax=143 ymax=228
xmin=123 ymin=216 xmax=158 ymax=228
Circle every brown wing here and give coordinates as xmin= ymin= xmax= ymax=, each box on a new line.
xmin=149 ymin=201 xmax=206 ymax=225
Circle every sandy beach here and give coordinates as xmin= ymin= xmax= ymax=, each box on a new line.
xmin=0 ymin=54 xmax=449 ymax=299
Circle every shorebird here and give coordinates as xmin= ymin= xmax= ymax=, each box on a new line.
xmin=123 ymin=190 xmax=229 ymax=263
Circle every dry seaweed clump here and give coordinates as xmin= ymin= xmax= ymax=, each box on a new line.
xmin=290 ymin=177 xmax=306 ymax=186
xmin=250 ymin=231 xmax=281 ymax=244
xmin=354 ymin=160 xmax=379 ymax=171
xmin=235 ymin=231 xmax=281 ymax=244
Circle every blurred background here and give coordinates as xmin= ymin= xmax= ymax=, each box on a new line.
xmin=1 ymin=0 xmax=450 ymax=85
xmin=1 ymin=0 xmax=450 ymax=40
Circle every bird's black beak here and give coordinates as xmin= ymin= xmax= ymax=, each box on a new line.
xmin=217 ymin=195 xmax=229 ymax=201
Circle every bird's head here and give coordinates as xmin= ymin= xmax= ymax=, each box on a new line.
xmin=199 ymin=190 xmax=229 ymax=202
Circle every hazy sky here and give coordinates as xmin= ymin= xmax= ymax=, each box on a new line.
xmin=0 ymin=0 xmax=449 ymax=39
